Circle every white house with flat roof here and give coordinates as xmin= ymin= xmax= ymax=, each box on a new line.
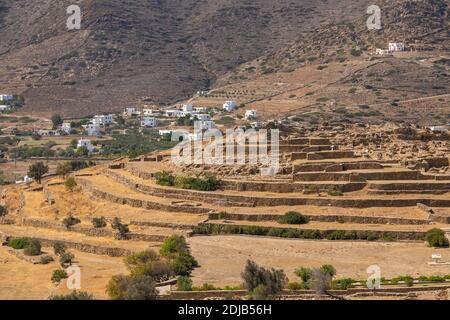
xmin=77 ymin=139 xmax=94 ymax=153
xmin=196 ymin=114 xmax=211 ymax=121
xmin=198 ymin=120 xmax=216 ymax=130
xmin=92 ymin=114 xmax=114 ymax=126
xmin=123 ymin=107 xmax=140 ymax=117
xmin=0 ymin=105 xmax=11 ymax=112
xmin=195 ymin=107 xmax=208 ymax=113
xmin=245 ymin=110 xmax=257 ymax=120
xmin=143 ymin=109 xmax=160 ymax=116
xmin=86 ymin=123 xmax=101 ymax=136
xmin=141 ymin=117 xmax=158 ymax=128
xmin=388 ymin=42 xmax=405 ymax=52
xmin=60 ymin=123 xmax=71 ymax=134
xmin=165 ymin=109 xmax=183 ymax=117
xmin=223 ymin=101 xmax=237 ymax=112
xmin=0 ymin=95 xmax=13 ymax=101
xmin=182 ymin=104 xmax=193 ymax=112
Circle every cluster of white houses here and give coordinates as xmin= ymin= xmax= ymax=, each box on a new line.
xmin=375 ymin=42 xmax=406 ymax=55
xmin=0 ymin=94 xmax=14 ymax=112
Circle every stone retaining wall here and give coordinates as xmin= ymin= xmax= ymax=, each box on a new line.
xmin=103 ymin=171 xmax=450 ymax=208
xmin=22 ymin=218 xmax=168 ymax=242
xmin=6 ymin=247 xmax=53 ymax=264
xmin=2 ymin=233 xmax=131 ymax=257
xmin=208 ymin=212 xmax=430 ymax=225
xmin=78 ymin=177 xmax=212 ymax=213
xmin=197 ymin=223 xmax=425 ymax=240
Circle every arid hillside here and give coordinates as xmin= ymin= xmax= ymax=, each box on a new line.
xmin=0 ymin=0 xmax=373 ymax=116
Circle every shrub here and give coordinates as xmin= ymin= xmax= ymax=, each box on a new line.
xmin=40 ymin=255 xmax=54 ymax=264
xmin=327 ymin=187 xmax=343 ymax=196
xmin=51 ymin=269 xmax=68 ymax=284
xmin=425 ymin=228 xmax=449 ymax=248
xmin=111 ymin=217 xmax=130 ymax=239
xmin=160 ymin=235 xmax=189 ymax=257
xmin=62 ymin=215 xmax=81 ymax=229
xmin=60 ymin=252 xmax=75 ymax=267
xmin=174 ymin=173 xmax=220 ymax=191
xmin=49 ymin=291 xmax=95 ymax=300
xmin=294 ymin=267 xmax=313 ymax=284
xmin=277 ymin=211 xmax=309 ymax=225
xmin=23 ymin=238 xmax=42 ymax=256
xmin=8 ymin=237 xmax=29 ymax=249
xmin=53 ymin=241 xmax=66 ymax=256
xmin=192 ymin=283 xmax=218 ymax=291
xmin=56 ymin=162 xmax=72 ymax=177
xmin=154 ymin=171 xmax=175 ymax=186
xmin=64 ymin=176 xmax=77 ymax=191
xmin=320 ymin=265 xmax=336 ymax=278
xmin=92 ymin=216 xmax=107 ymax=228
xmin=171 ymin=253 xmax=199 ymax=276
xmin=287 ymin=282 xmax=304 ymax=290
xmin=331 ymin=278 xmax=355 ymax=290
xmin=0 ymin=205 xmax=7 ymax=217
xmin=125 ymin=275 xmax=158 ymax=300
xmin=106 ymin=275 xmax=130 ymax=300
xmin=241 ymin=260 xmax=287 ymax=299
xmin=177 ymin=276 xmax=193 ymax=291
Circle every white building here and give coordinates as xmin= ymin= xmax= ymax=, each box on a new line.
xmin=428 ymin=126 xmax=448 ymax=133
xmin=388 ymin=43 xmax=405 ymax=52
xmin=143 ymin=109 xmax=160 ymax=116
xmin=182 ymin=104 xmax=193 ymax=112
xmin=60 ymin=123 xmax=72 ymax=134
xmin=86 ymin=123 xmax=101 ymax=136
xmin=0 ymin=105 xmax=12 ymax=112
xmin=165 ymin=109 xmax=183 ymax=117
xmin=37 ymin=129 xmax=60 ymax=136
xmin=223 ymin=101 xmax=237 ymax=112
xmin=141 ymin=117 xmax=158 ymax=128
xmin=195 ymin=107 xmax=208 ymax=113
xmin=0 ymin=95 xmax=13 ymax=101
xmin=198 ymin=120 xmax=216 ymax=130
xmin=375 ymin=48 xmax=390 ymax=55
xmin=159 ymin=129 xmax=173 ymax=136
xmin=123 ymin=107 xmax=140 ymax=117
xmin=245 ymin=110 xmax=257 ymax=120
xmin=196 ymin=114 xmax=211 ymax=121
xmin=92 ymin=114 xmax=114 ymax=126
xmin=77 ymin=139 xmax=94 ymax=153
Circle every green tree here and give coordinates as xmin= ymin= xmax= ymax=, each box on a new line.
xmin=425 ymin=228 xmax=449 ymax=248
xmin=53 ymin=241 xmax=67 ymax=256
xmin=76 ymin=146 xmax=89 ymax=157
xmin=51 ymin=114 xmax=63 ymax=129
xmin=177 ymin=276 xmax=193 ymax=291
xmin=64 ymin=176 xmax=77 ymax=191
xmin=56 ymin=162 xmax=72 ymax=177
xmin=241 ymin=260 xmax=287 ymax=299
xmin=27 ymin=162 xmax=49 ymax=183
xmin=51 ymin=269 xmax=68 ymax=284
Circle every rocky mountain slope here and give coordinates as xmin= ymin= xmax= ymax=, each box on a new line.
xmin=0 ymin=0 xmax=372 ymax=116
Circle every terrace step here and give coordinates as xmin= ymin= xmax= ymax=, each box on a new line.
xmin=20 ymin=217 xmax=186 ymax=242
xmin=196 ymin=220 xmax=429 ymax=241
xmin=0 ymin=224 xmax=154 ymax=257
xmin=208 ymin=211 xmax=431 ymax=225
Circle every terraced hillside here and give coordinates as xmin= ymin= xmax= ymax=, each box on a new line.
xmin=2 ymin=124 xmax=450 ymax=298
